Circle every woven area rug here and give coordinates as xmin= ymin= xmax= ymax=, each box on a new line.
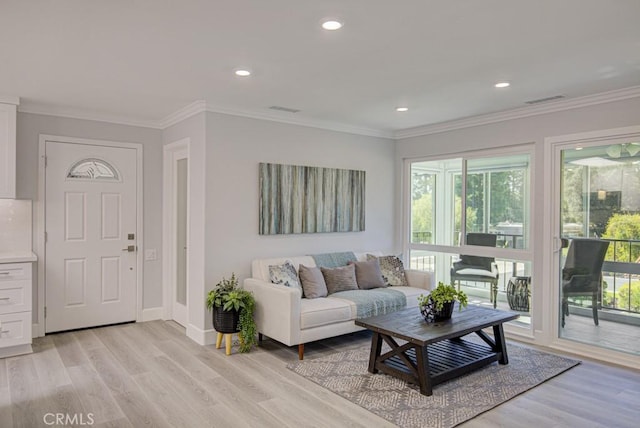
xmin=287 ymin=338 xmax=579 ymax=428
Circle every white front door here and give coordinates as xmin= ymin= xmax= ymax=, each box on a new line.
xmin=45 ymin=141 xmax=137 ymax=333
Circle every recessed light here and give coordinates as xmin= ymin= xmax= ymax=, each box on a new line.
xmin=235 ymin=69 xmax=251 ymax=77
xmin=322 ymin=20 xmax=343 ymax=30
xmin=396 ymin=107 xmax=409 ymax=112
xmin=575 ymin=147 xmax=583 ymax=151
xmin=494 ymin=82 xmax=510 ymax=88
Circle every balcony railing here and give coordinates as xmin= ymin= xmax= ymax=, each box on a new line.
xmin=409 ymin=235 xmax=640 ymax=316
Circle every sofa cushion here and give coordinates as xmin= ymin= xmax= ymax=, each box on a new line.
xmin=321 ymin=264 xmax=359 ymax=294
xmin=299 ymin=264 xmax=328 ymax=298
xmin=329 ymin=288 xmax=406 ymax=319
xmin=310 ymin=251 xmax=357 ymax=268
xmin=253 ymin=256 xmax=316 ymax=282
xmin=367 ymin=254 xmax=408 ymax=286
xmin=300 ymin=297 xmax=353 ymax=329
xmin=389 ymin=285 xmax=426 ymax=307
xmin=269 ymin=260 xmax=302 ymax=292
xmin=350 ymin=259 xmax=386 ymax=290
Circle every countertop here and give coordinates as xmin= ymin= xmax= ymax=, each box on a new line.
xmin=0 ymin=251 xmax=37 ymax=263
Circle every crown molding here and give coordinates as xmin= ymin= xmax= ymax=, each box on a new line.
xmin=394 ymin=85 xmax=640 ymax=140
xmin=158 ymin=100 xmax=392 ymax=138
xmin=158 ymin=100 xmax=207 ymax=129
xmin=18 ymin=102 xmax=164 ymax=129
xmin=14 ymin=85 xmax=640 ymax=138
xmin=0 ymin=95 xmax=20 ymax=105
xmin=202 ymin=104 xmax=393 ymax=138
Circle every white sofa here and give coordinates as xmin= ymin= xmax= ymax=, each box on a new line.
xmin=243 ymin=252 xmax=433 ymax=359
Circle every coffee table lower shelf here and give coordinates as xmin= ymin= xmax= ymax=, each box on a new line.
xmin=372 ymin=336 xmax=500 ymax=395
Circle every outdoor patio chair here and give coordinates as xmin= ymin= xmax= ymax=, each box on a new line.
xmin=451 ymin=233 xmax=499 ymax=308
xmin=561 ymin=238 xmax=610 ymax=327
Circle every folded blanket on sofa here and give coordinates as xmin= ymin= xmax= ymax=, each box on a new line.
xmin=310 ymin=251 xmax=357 ymax=268
xmin=329 ymin=288 xmax=407 ymax=318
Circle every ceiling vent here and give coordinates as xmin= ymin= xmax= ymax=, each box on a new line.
xmin=269 ymin=105 xmax=301 ymax=113
xmin=524 ymin=95 xmax=565 ymax=105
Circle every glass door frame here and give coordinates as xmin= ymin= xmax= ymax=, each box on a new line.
xmin=402 ymin=144 xmax=535 ymax=338
xmin=546 ymin=125 xmax=640 ymax=368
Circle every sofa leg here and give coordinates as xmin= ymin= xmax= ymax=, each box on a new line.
xmin=298 ymin=344 xmax=304 ymax=360
xmin=258 ymin=333 xmax=263 ymax=343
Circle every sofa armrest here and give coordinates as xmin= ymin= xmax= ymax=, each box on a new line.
xmin=405 ymin=269 xmax=433 ymax=290
xmin=243 ymin=278 xmax=302 ymax=346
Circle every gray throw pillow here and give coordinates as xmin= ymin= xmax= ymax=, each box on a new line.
xmin=350 ymin=259 xmax=386 ymax=290
xmin=269 ymin=260 xmax=302 ymax=294
xmin=298 ymin=264 xmax=328 ymax=298
xmin=367 ymin=254 xmax=408 ymax=286
xmin=321 ymin=264 xmax=358 ymax=294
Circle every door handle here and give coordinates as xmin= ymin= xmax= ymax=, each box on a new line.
xmin=122 ymin=245 xmax=137 ymax=252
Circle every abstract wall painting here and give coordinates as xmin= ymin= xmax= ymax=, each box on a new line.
xmin=259 ymin=163 xmax=365 ymax=235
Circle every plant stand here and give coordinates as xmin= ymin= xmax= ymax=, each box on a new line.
xmin=216 ymin=332 xmax=237 ymax=356
xmin=213 ymin=306 xmax=240 ymax=355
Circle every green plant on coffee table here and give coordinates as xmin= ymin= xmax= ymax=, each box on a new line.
xmin=418 ymin=281 xmax=468 ymax=311
xmin=206 ymin=273 xmax=257 ymax=353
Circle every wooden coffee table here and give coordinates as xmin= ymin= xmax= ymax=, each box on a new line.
xmin=355 ymin=305 xmax=519 ymax=396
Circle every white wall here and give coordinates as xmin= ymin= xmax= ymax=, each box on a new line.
xmin=395 ymin=96 xmax=640 ymax=334
xmin=160 ymin=111 xmax=396 ymax=340
xmin=16 ymin=112 xmax=164 ymax=319
xmin=201 ymin=112 xmax=396 ymax=331
xmin=205 ymin=112 xmax=396 ymax=276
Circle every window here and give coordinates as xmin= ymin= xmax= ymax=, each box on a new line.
xmin=406 ymin=149 xmax=532 ymax=328
xmin=67 ymin=158 xmax=119 ymax=181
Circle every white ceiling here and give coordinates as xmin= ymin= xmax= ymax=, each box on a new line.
xmin=1 ymin=0 xmax=639 ymax=135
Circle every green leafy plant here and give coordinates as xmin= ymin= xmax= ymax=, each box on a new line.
xmin=206 ymin=273 xmax=257 ymax=353
xmin=418 ymin=281 xmax=468 ymax=311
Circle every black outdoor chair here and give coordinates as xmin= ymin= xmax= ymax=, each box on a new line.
xmin=561 ymin=238 xmax=610 ymax=327
xmin=451 ymin=233 xmax=499 ymax=308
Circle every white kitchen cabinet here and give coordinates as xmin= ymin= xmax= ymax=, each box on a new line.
xmin=0 ymin=262 xmax=33 ymax=358
xmin=0 ymin=101 xmax=18 ymax=199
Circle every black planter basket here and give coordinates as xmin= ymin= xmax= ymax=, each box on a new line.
xmin=212 ymin=306 xmax=240 ymax=333
xmin=420 ymin=300 xmax=455 ymax=323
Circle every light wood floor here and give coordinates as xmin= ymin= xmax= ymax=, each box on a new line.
xmin=2 ymin=321 xmax=639 ymax=428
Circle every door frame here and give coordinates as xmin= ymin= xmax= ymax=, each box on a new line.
xmin=162 ymin=138 xmax=190 ymax=322
xmin=36 ymin=134 xmax=144 ymax=337
xmin=544 ymin=125 xmax=640 ymax=368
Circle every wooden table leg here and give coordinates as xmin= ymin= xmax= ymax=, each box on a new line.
xmin=368 ymin=332 xmax=383 ymax=374
xmin=415 ymin=345 xmax=433 ymax=396
xmin=493 ymin=324 xmax=508 ymax=364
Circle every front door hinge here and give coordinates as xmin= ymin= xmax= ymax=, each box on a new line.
xmin=44 ymin=306 xmax=47 ymax=318
xmin=44 ymin=156 xmax=48 ymax=167
xmin=45 ymin=231 xmax=48 ymax=243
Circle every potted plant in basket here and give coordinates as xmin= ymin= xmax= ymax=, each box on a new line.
xmin=418 ymin=282 xmax=468 ymax=322
xmin=205 ymin=273 xmax=257 ymax=353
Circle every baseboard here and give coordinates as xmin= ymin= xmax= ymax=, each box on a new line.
xmin=0 ymin=343 xmax=32 ymax=358
xmin=32 ymin=323 xmax=42 ymax=338
xmin=186 ymin=323 xmax=216 ymax=345
xmin=141 ymin=307 xmax=164 ymax=322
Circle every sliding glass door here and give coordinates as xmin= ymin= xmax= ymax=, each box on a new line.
xmin=558 ymin=140 xmax=640 ymax=356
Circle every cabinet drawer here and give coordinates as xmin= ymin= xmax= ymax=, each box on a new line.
xmin=0 ymin=280 xmax=31 ymax=314
xmin=0 ymin=312 xmax=32 ymax=348
xmin=0 ymin=263 xmax=31 ymax=282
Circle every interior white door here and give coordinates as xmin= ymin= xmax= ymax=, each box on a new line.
xmin=172 ymin=152 xmax=188 ymax=326
xmin=45 ymin=141 xmax=137 ymax=333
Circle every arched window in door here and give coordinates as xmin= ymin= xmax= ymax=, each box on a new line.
xmin=67 ymin=158 xmax=120 ymax=181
